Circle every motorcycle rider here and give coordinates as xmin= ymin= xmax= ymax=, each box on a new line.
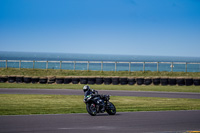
xmin=83 ymin=85 xmax=97 ymax=100
xmin=83 ymin=85 xmax=105 ymax=112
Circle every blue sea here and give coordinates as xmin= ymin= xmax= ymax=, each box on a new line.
xmin=0 ymin=51 xmax=200 ymax=72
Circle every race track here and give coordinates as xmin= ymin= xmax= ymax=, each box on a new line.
xmin=1 ymin=88 xmax=200 ymax=99
xmin=1 ymin=111 xmax=200 ymax=133
xmin=1 ymin=88 xmax=200 ymax=133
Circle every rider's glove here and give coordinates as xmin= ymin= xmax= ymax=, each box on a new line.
xmin=83 ymin=99 xmax=86 ymax=103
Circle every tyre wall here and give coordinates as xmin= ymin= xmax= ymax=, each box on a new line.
xmin=1 ymin=75 xmax=199 ymax=86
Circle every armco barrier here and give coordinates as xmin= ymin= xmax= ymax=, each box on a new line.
xmin=1 ymin=75 xmax=200 ymax=86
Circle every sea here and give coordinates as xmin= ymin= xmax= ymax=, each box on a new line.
xmin=0 ymin=51 xmax=200 ymax=72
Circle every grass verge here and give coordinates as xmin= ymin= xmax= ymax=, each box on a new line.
xmin=0 ymin=83 xmax=200 ymax=93
xmin=0 ymin=94 xmax=200 ymax=115
xmin=1 ymin=68 xmax=200 ymax=77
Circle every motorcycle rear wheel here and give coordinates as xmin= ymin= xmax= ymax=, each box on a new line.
xmin=86 ymin=103 xmax=97 ymax=116
xmin=106 ymin=102 xmax=116 ymax=115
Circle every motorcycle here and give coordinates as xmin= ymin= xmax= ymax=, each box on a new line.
xmin=83 ymin=90 xmax=116 ymax=116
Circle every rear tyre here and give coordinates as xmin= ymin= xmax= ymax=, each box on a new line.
xmin=86 ymin=103 xmax=97 ymax=116
xmin=106 ymin=102 xmax=116 ymax=115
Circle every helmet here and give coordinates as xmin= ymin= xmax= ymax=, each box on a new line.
xmin=83 ymin=85 xmax=90 ymax=92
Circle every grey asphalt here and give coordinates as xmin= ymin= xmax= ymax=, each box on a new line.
xmin=1 ymin=88 xmax=200 ymax=133
xmin=0 ymin=88 xmax=200 ymax=99
xmin=1 ymin=111 xmax=200 ymax=133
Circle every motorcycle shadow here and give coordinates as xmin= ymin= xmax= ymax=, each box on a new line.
xmin=93 ymin=113 xmax=120 ymax=117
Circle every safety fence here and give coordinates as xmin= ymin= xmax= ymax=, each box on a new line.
xmin=0 ymin=60 xmax=200 ymax=72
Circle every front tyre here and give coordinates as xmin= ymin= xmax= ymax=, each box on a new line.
xmin=106 ymin=102 xmax=116 ymax=115
xmin=86 ymin=103 xmax=97 ymax=116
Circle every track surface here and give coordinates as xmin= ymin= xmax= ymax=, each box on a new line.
xmin=1 ymin=88 xmax=200 ymax=99
xmin=1 ymin=88 xmax=200 ymax=133
xmin=1 ymin=111 xmax=200 ymax=133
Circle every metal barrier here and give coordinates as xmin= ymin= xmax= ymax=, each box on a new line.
xmin=0 ymin=60 xmax=200 ymax=72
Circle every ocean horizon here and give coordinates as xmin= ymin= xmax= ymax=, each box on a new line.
xmin=0 ymin=51 xmax=200 ymax=72
xmin=1 ymin=51 xmax=200 ymax=62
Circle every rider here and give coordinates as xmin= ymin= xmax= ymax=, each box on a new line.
xmin=83 ymin=85 xmax=96 ymax=99
xmin=83 ymin=85 xmax=105 ymax=112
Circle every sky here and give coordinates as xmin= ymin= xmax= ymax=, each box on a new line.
xmin=0 ymin=0 xmax=200 ymax=57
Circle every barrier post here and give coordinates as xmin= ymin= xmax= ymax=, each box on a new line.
xmin=6 ymin=60 xmax=8 ymax=69
xmin=19 ymin=60 xmax=21 ymax=69
xmin=115 ymin=62 xmax=117 ymax=72
xmin=46 ymin=61 xmax=48 ymax=70
xmin=185 ymin=62 xmax=187 ymax=72
xmin=129 ymin=62 xmax=131 ymax=72
xmin=171 ymin=62 xmax=173 ymax=72
xmin=157 ymin=62 xmax=159 ymax=72
xmin=60 ymin=61 xmax=62 ymax=70
xmin=74 ymin=61 xmax=76 ymax=71
xmin=101 ymin=61 xmax=103 ymax=72
xmin=143 ymin=62 xmax=145 ymax=72
xmin=33 ymin=61 xmax=35 ymax=69
xmin=87 ymin=61 xmax=89 ymax=71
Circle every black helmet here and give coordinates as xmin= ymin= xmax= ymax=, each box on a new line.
xmin=83 ymin=85 xmax=90 ymax=92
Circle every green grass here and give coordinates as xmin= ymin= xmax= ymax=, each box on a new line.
xmin=0 ymin=94 xmax=200 ymax=115
xmin=1 ymin=83 xmax=200 ymax=93
xmin=1 ymin=68 xmax=200 ymax=77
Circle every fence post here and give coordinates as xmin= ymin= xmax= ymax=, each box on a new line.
xmin=87 ymin=61 xmax=89 ymax=71
xmin=129 ymin=62 xmax=131 ymax=72
xmin=157 ymin=62 xmax=159 ymax=72
xmin=171 ymin=62 xmax=173 ymax=72
xmin=19 ymin=60 xmax=21 ymax=70
xmin=5 ymin=60 xmax=7 ymax=69
xmin=115 ymin=62 xmax=117 ymax=72
xmin=60 ymin=61 xmax=62 ymax=70
xmin=74 ymin=61 xmax=76 ymax=71
xmin=46 ymin=61 xmax=48 ymax=70
xmin=101 ymin=61 xmax=103 ymax=72
xmin=143 ymin=62 xmax=145 ymax=72
xmin=185 ymin=62 xmax=187 ymax=72
xmin=33 ymin=61 xmax=35 ymax=69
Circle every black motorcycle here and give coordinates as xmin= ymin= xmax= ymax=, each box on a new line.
xmin=83 ymin=90 xmax=116 ymax=116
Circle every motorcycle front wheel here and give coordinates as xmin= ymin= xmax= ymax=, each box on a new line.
xmin=106 ymin=102 xmax=116 ymax=115
xmin=86 ymin=103 xmax=97 ymax=116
